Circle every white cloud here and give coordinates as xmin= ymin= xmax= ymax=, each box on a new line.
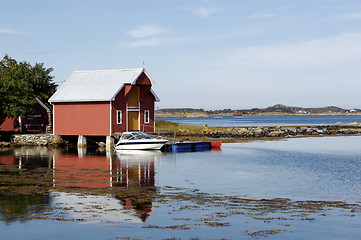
xmin=120 ymin=37 xmax=189 ymax=48
xmin=175 ymin=33 xmax=361 ymax=108
xmin=128 ymin=25 xmax=170 ymax=38
xmin=121 ymin=24 xmax=177 ymax=48
xmin=335 ymin=12 xmax=361 ymax=19
xmin=180 ymin=7 xmax=219 ymax=18
xmin=120 ymin=38 xmax=163 ymax=48
xmin=248 ymin=13 xmax=275 ymax=19
xmin=247 ymin=5 xmax=289 ymax=19
xmin=229 ymin=33 xmax=361 ymax=70
xmin=0 ymin=28 xmax=35 ymax=36
xmin=195 ymin=7 xmax=219 ymax=18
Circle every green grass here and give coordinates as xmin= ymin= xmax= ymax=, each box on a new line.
xmin=155 ymin=120 xmax=209 ymax=134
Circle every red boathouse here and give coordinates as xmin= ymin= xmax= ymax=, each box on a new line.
xmin=48 ymin=68 xmax=159 ymax=137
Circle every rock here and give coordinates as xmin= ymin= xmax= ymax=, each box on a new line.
xmin=253 ymin=128 xmax=264 ymax=136
xmin=11 ymin=134 xmax=64 ymax=146
xmin=268 ymin=130 xmax=284 ymax=137
xmin=238 ymin=128 xmax=249 ymax=135
xmin=51 ymin=135 xmax=63 ymax=144
xmin=0 ymin=142 xmax=11 ymax=147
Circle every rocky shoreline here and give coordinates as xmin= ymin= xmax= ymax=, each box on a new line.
xmin=1 ymin=134 xmax=64 ymax=147
xmin=176 ymin=122 xmax=361 ymax=139
xmin=1 ymin=122 xmax=361 ymax=147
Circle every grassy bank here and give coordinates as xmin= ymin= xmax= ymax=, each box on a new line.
xmin=155 ymin=120 xmax=204 ymax=133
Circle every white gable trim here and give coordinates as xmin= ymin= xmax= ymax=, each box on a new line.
xmin=35 ymin=97 xmax=51 ymax=113
xmin=110 ymin=68 xmax=158 ymax=101
xmin=150 ymin=89 xmax=160 ymax=102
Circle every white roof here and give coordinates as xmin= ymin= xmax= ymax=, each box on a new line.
xmin=49 ymin=68 xmax=159 ymax=102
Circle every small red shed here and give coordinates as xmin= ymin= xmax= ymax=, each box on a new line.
xmin=0 ymin=97 xmax=51 ymax=133
xmin=48 ymin=68 xmax=159 ymax=136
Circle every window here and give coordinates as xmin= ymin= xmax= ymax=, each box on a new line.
xmin=116 ymin=110 xmax=122 ymax=124
xmin=144 ymin=110 xmax=150 ymax=124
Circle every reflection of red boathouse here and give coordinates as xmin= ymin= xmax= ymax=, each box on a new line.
xmin=112 ymin=152 xmax=155 ymax=188
xmin=0 ymin=154 xmax=15 ymax=166
xmin=53 ymin=150 xmax=158 ymax=221
xmin=54 ymin=154 xmax=111 ymax=188
xmin=53 ymin=151 xmax=156 ymax=189
xmin=1 ymin=148 xmax=159 ymax=222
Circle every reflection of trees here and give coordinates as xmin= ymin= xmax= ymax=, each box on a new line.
xmin=13 ymin=147 xmax=54 ymax=169
xmin=0 ymin=194 xmax=50 ymax=223
xmin=0 ymin=148 xmax=54 ymax=223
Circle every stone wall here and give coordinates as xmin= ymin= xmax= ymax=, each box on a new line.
xmin=176 ymin=122 xmax=361 ymax=139
xmin=202 ymin=123 xmax=361 ymax=138
xmin=12 ymin=134 xmax=64 ymax=146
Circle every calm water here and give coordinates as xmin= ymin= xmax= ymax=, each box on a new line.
xmin=0 ymin=136 xmax=360 ymax=239
xmin=158 ymin=115 xmax=361 ymax=127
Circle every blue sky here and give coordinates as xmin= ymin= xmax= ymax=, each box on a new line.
xmin=1 ymin=0 xmax=361 ymax=110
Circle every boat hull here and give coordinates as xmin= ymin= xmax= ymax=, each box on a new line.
xmin=210 ymin=141 xmax=222 ymax=148
xmin=115 ymin=141 xmax=167 ymax=150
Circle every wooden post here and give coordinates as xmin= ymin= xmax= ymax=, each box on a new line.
xmin=77 ymin=147 xmax=86 ymax=157
xmin=77 ymin=135 xmax=87 ymax=148
xmin=106 ymin=136 xmax=114 ymax=149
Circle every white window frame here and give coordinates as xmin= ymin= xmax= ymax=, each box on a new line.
xmin=116 ymin=110 xmax=122 ymax=124
xmin=144 ymin=110 xmax=150 ymax=124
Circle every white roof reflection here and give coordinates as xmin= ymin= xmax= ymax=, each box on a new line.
xmin=50 ymin=191 xmax=144 ymax=223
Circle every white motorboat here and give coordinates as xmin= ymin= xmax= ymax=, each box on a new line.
xmin=115 ymin=132 xmax=168 ymax=150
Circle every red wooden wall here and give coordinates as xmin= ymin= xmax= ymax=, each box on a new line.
xmin=111 ymin=73 xmax=156 ymax=133
xmin=53 ymin=102 xmax=110 ymax=136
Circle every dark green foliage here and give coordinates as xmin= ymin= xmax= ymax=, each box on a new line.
xmin=0 ymin=55 xmax=57 ymax=123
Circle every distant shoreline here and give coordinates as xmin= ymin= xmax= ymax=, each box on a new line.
xmin=156 ymin=104 xmax=361 ymax=118
xmin=156 ymin=112 xmax=361 ymax=118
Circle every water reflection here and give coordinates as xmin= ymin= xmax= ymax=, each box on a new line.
xmin=0 ymin=147 xmax=163 ymax=223
xmin=113 ymin=150 xmax=161 ymax=221
xmin=0 ymin=147 xmax=54 ymax=223
xmin=1 ymin=138 xmax=361 ymax=239
xmin=113 ymin=150 xmax=160 ymax=188
xmin=54 ymin=148 xmax=111 ymax=188
xmin=2 ymin=147 xmax=54 ymax=169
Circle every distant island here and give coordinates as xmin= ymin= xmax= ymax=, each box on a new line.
xmin=156 ymin=104 xmax=361 ymax=118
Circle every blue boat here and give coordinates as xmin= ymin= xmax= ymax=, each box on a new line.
xmin=171 ymin=142 xmax=211 ymax=152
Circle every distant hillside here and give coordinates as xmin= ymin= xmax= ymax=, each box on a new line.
xmin=246 ymin=104 xmax=350 ymax=114
xmin=156 ymin=104 xmax=360 ymax=117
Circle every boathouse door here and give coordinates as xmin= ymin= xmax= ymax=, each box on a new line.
xmin=127 ymin=111 xmax=140 ymax=131
xmin=126 ymin=87 xmax=140 ymax=131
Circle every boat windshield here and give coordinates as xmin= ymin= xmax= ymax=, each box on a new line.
xmin=121 ymin=132 xmax=154 ymax=140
